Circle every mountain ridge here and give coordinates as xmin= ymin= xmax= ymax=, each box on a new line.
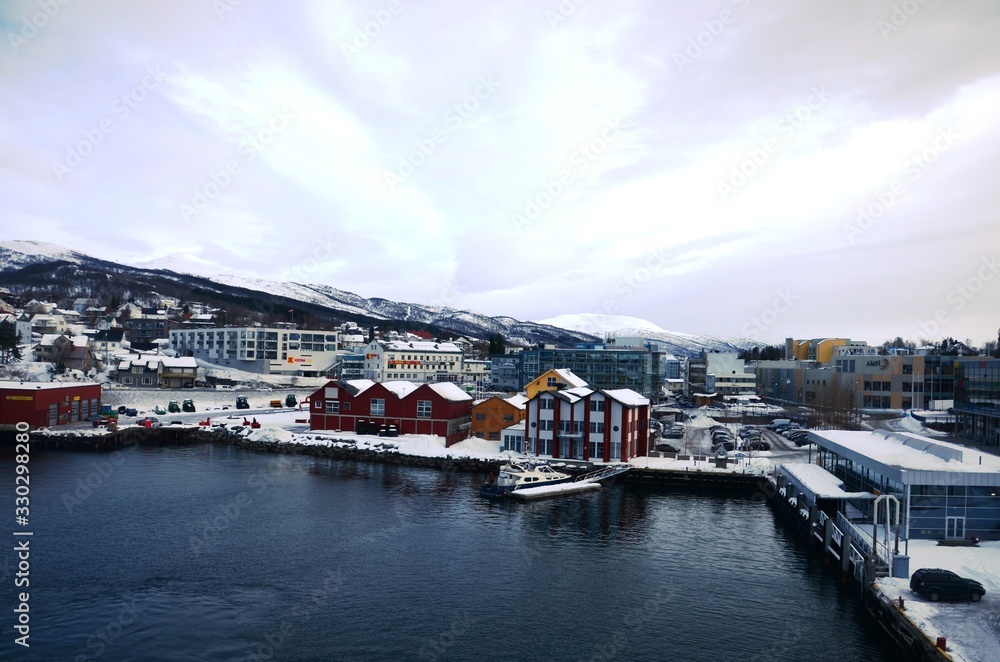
xmin=0 ymin=240 xmax=760 ymax=356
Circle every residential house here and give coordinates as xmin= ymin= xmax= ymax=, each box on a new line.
xmin=524 ymin=368 xmax=588 ymax=399
xmin=32 ymin=334 xmax=94 ymax=371
xmin=115 ymin=354 xmax=197 ymax=388
xmin=471 ymin=394 xmax=526 ymax=442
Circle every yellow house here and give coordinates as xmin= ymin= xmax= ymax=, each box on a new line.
xmin=524 ymin=368 xmax=588 ymax=399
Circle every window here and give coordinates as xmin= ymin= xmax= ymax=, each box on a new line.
xmin=546 ymin=377 xmax=556 ymax=387
xmin=590 ymin=399 xmax=604 ymax=412
xmin=590 ymin=421 xmax=604 ymax=434
xmin=417 ymin=400 xmax=432 ymax=418
xmin=326 ymin=401 xmax=340 ymax=413
xmin=475 ymin=412 xmax=486 ymax=421
xmin=540 ymin=420 xmax=553 ymax=431
xmin=503 ymin=414 xmax=514 ymax=422
xmin=370 ymin=398 xmax=385 ymax=416
xmin=343 ymin=402 xmax=351 ymax=411
xmin=903 ymin=364 xmax=913 ymax=375
xmin=539 ymin=398 xmax=553 ymax=410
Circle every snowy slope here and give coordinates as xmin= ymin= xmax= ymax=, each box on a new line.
xmin=0 ymin=240 xmax=86 ymax=271
xmin=538 ymin=312 xmax=760 ymax=357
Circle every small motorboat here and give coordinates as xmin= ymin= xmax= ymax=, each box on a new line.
xmin=479 ymin=458 xmax=574 ymax=498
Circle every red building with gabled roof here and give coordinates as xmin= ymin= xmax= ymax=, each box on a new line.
xmin=309 ymin=379 xmax=473 ymax=446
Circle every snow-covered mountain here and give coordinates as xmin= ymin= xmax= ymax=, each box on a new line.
xmin=537 ymin=313 xmax=760 ymax=357
xmin=0 ymin=240 xmax=759 ymax=355
xmin=0 ymin=240 xmax=595 ymax=346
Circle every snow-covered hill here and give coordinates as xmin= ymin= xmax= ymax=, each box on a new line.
xmin=537 ymin=313 xmax=760 ymax=357
xmin=0 ymin=240 xmax=758 ymax=354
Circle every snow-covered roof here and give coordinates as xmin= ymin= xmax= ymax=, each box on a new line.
xmin=340 ymin=379 xmax=376 ymax=395
xmin=378 ymin=340 xmax=462 ymax=353
xmin=504 ymin=394 xmax=528 ymax=409
xmin=426 ymin=381 xmax=473 ymax=402
xmin=552 ymin=368 xmax=587 ymax=388
xmin=811 ymin=430 xmax=1000 ymax=484
xmin=382 ymin=380 xmax=419 ymax=398
xmin=780 ymin=463 xmax=875 ymax=504
xmin=117 ymin=354 xmax=196 ymax=371
xmin=602 ymin=388 xmax=650 ymax=407
xmin=0 ymin=380 xmax=99 ymax=391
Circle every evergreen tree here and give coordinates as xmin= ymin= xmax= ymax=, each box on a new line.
xmin=488 ymin=333 xmax=506 ymax=355
xmin=0 ymin=320 xmax=23 ymax=364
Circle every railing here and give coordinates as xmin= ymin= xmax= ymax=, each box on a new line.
xmin=575 ymin=463 xmax=631 ymax=484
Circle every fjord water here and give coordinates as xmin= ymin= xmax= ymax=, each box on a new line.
xmin=0 ymin=444 xmax=898 ymax=661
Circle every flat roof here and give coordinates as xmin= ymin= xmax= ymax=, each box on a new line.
xmin=0 ymin=381 xmax=100 ymax=391
xmin=810 ymin=429 xmax=1000 ymax=486
xmin=781 ymin=463 xmax=874 ymax=504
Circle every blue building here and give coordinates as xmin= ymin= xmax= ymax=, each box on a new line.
xmin=954 ymin=358 xmax=1000 ymax=448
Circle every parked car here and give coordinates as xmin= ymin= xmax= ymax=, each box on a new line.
xmin=910 ymin=568 xmax=985 ymax=602
xmin=654 ymin=442 xmax=681 ymax=453
xmin=124 ymin=407 xmax=138 ymax=417
xmin=168 ymin=401 xmax=181 ymax=413
xmin=236 ymin=396 xmax=250 ymax=409
xmin=92 ymin=416 xmax=109 ymax=427
xmin=140 ymin=417 xmax=162 ymax=428
xmin=153 ymin=405 xmax=166 ymax=415
xmin=181 ymin=399 xmax=196 ymax=412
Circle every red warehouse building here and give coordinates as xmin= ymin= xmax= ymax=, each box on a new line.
xmin=523 ymin=386 xmax=650 ymax=463
xmin=309 ymin=379 xmax=473 ymax=446
xmin=0 ymin=381 xmax=103 ymax=429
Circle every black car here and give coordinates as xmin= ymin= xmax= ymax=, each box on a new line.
xmin=910 ymin=568 xmax=985 ymax=602
xmin=182 ymin=399 xmax=196 ymax=412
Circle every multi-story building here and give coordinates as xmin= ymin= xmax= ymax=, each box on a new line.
xmin=954 ymin=358 xmax=1000 ymax=447
xmin=522 ymin=385 xmax=650 ymax=463
xmin=170 ymin=325 xmax=340 ymax=376
xmin=0 ymin=381 xmax=102 ymax=428
xmin=686 ymin=351 xmax=755 ymax=397
xmin=756 ymin=353 xmax=975 ymax=411
xmin=785 ymin=337 xmax=872 ymax=363
xmin=362 ymin=339 xmax=463 ymax=383
xmin=488 ymin=354 xmax=521 ymax=392
xmin=518 ymin=345 xmax=668 ymax=400
xmin=32 ymin=334 xmax=94 ymax=371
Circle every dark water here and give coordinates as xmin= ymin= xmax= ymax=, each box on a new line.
xmin=0 ymin=443 xmax=899 ymax=661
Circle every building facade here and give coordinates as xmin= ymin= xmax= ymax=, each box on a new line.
xmin=810 ymin=429 xmax=1000 ymax=541
xmin=362 ymin=339 xmax=463 ymax=383
xmin=171 ymin=326 xmax=340 ymax=376
xmin=519 ymin=346 xmax=667 ymax=400
xmin=0 ymin=381 xmax=102 ymax=428
xmin=309 ymin=379 xmax=473 ymax=446
xmin=523 ymin=386 xmax=650 ymax=463
xmin=471 ymin=394 xmax=526 ymax=441
xmin=954 ymin=358 xmax=1000 ymax=447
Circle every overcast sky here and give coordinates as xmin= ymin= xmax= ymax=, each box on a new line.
xmin=2 ymin=0 xmax=999 ymax=345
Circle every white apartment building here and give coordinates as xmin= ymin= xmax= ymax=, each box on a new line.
xmin=170 ymin=325 xmax=340 ymax=376
xmin=363 ymin=339 xmax=464 ymax=383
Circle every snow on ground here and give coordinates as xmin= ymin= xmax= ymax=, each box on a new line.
xmin=630 ymin=454 xmax=774 ymax=476
xmin=876 ymin=540 xmax=1000 ymax=662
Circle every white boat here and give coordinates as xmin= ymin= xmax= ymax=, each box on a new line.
xmin=479 ymin=458 xmax=573 ymax=497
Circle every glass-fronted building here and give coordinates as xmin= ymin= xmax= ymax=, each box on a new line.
xmin=812 ymin=429 xmax=1000 ymax=540
xmin=954 ymin=358 xmax=1000 ymax=448
xmin=518 ymin=346 xmax=666 ymax=400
